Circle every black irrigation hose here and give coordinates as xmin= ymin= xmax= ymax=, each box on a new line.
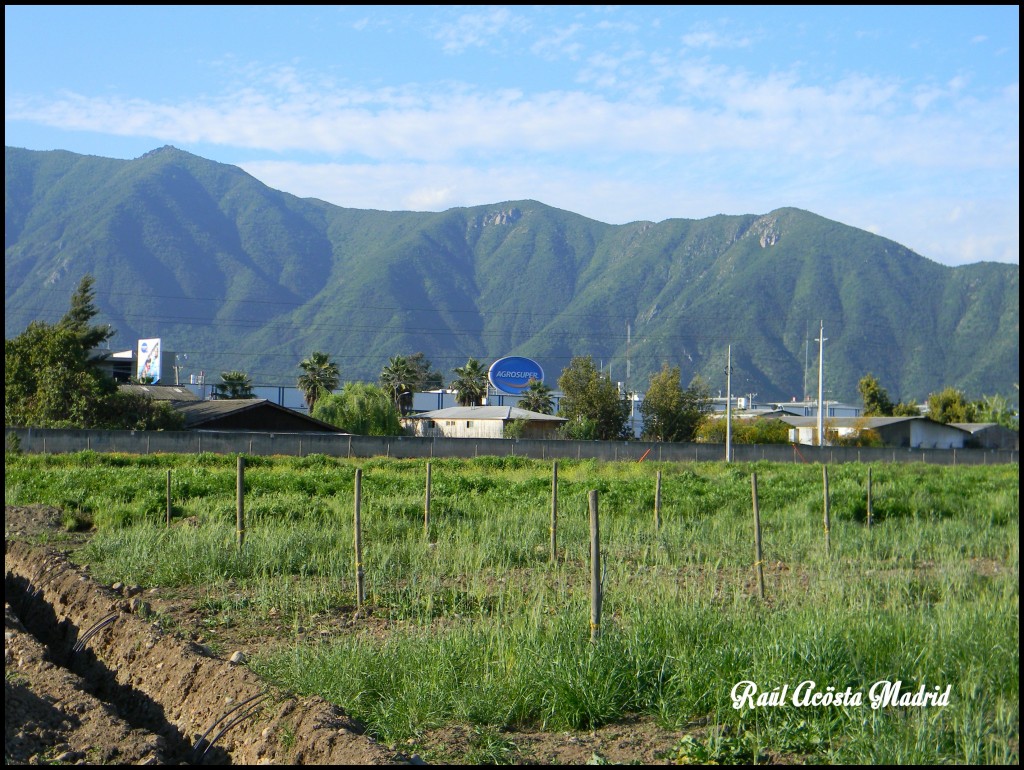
xmin=198 ymin=699 xmax=268 ymax=763
xmin=22 ymin=563 xmax=60 ymax=611
xmin=191 ymin=691 xmax=269 ymax=764
xmin=72 ymin=612 xmax=119 ymax=653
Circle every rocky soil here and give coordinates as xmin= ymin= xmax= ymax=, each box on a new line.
xmin=5 ymin=505 xmax=693 ymax=765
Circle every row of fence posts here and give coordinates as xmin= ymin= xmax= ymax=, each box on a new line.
xmin=167 ymin=458 xmax=877 ymax=638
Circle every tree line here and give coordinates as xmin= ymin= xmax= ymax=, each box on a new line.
xmin=6 ymin=276 xmax=1018 ymax=440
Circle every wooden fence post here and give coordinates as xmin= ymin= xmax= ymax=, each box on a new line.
xmin=589 ymin=490 xmax=602 ymax=642
xmin=236 ymin=457 xmax=245 ymax=549
xmin=424 ymin=461 xmax=432 ymax=538
xmin=354 ymin=468 xmax=365 ymax=610
xmin=822 ymin=465 xmax=831 ymax=557
xmin=550 ymin=460 xmax=558 ymax=563
xmin=866 ymin=467 xmax=873 ymax=530
xmin=654 ymin=470 xmax=663 ymax=531
xmin=751 ymin=472 xmax=765 ymax=600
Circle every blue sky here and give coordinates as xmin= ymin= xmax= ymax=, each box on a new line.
xmin=5 ymin=5 xmax=1019 ymax=267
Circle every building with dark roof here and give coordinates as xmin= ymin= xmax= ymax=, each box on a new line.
xmin=172 ymin=399 xmax=343 ymax=433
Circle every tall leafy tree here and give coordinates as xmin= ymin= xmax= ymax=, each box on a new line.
xmin=312 ymin=383 xmax=402 ymax=436
xmin=297 ymin=351 xmax=341 ymax=410
xmin=5 ymin=276 xmax=181 ymax=430
xmin=640 ymin=365 xmax=711 ymax=442
xmin=695 ymin=416 xmax=791 ymax=444
xmin=380 ymin=355 xmax=419 ymax=414
xmin=926 ymin=386 xmax=977 ymax=424
xmin=450 ymin=357 xmax=488 ymax=407
xmin=6 ymin=322 xmax=114 ymax=427
xmin=857 ymin=374 xmax=895 ymax=416
xmin=893 ymin=400 xmax=921 ymax=417
xmin=214 ymin=371 xmax=256 ymax=399
xmin=59 ymin=274 xmax=114 ymax=353
xmin=974 ymin=393 xmax=1018 ymax=429
xmin=557 ymin=355 xmax=630 ymax=440
xmin=516 ymin=378 xmax=554 ymax=414
xmin=407 ymin=352 xmax=444 ymax=391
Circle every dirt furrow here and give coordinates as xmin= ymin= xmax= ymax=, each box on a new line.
xmin=5 ymin=536 xmax=413 ymax=765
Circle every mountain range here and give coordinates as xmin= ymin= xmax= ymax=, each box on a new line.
xmin=5 ymin=145 xmax=1019 ymax=405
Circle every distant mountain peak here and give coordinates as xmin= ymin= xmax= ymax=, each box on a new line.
xmin=4 ymin=145 xmax=1018 ymax=402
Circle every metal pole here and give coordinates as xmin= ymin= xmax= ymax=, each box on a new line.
xmin=725 ymin=345 xmax=733 ymax=462
xmin=817 ymin=321 xmax=827 ymax=447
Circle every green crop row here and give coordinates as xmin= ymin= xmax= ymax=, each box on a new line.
xmin=5 ymin=451 xmax=1019 ymax=763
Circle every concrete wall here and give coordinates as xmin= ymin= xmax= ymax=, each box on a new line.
xmin=6 ymin=428 xmax=1017 ymax=465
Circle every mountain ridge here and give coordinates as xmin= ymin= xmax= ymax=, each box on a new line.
xmin=5 ymin=145 xmax=1019 ymax=404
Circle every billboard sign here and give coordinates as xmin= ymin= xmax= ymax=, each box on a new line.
xmin=488 ymin=356 xmax=544 ymax=395
xmin=137 ymin=338 xmax=161 ymax=383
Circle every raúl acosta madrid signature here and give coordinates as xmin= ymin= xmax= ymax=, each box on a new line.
xmin=730 ymin=679 xmax=952 ymax=710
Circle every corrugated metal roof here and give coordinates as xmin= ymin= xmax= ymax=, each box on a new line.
xmin=119 ymin=384 xmax=202 ymax=401
xmin=407 ymin=405 xmax=566 ymax=422
xmin=777 ymin=415 xmax=972 ymax=433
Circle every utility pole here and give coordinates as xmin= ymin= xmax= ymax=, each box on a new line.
xmin=816 ymin=321 xmax=827 ymax=446
xmin=625 ymin=322 xmax=631 ymax=395
xmin=725 ymin=344 xmax=733 ymax=462
xmin=803 ymin=321 xmax=810 ymax=399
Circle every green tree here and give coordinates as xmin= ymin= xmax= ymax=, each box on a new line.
xmin=312 ymin=383 xmax=402 ymax=436
xmin=694 ymin=416 xmax=790 ymax=444
xmin=516 ymin=378 xmax=554 ymax=414
xmin=5 ymin=322 xmax=115 ymax=427
xmin=557 ymin=355 xmax=630 ymax=440
xmin=407 ymin=352 xmax=444 ymax=391
xmin=102 ymin=390 xmax=185 ymax=431
xmin=380 ymin=355 xmax=419 ymax=414
xmin=893 ymin=400 xmax=922 ymax=417
xmin=857 ymin=374 xmax=895 ymax=416
xmin=640 ymin=365 xmax=711 ymax=442
xmin=451 ymin=357 xmax=489 ymax=407
xmin=59 ymin=274 xmax=114 ymax=353
xmin=926 ymin=386 xmax=977 ymax=424
xmin=297 ymin=351 xmax=341 ymax=410
xmin=974 ymin=393 xmax=1018 ymax=429
xmin=5 ymin=277 xmax=180 ymax=430
xmin=503 ymin=418 xmax=529 ymax=439
xmin=214 ymin=371 xmax=256 ymax=399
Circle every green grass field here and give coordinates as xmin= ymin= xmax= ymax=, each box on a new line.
xmin=5 ymin=451 xmax=1019 ymax=763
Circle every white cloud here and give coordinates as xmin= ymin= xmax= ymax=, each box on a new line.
xmin=8 ymin=60 xmax=1013 ymax=175
xmin=433 ymin=7 xmax=521 ymax=54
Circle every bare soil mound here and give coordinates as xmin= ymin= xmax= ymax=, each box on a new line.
xmin=5 ymin=505 xmax=411 ymax=765
xmin=6 ymin=504 xmax=691 ymax=764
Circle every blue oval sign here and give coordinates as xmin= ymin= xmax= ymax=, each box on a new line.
xmin=488 ymin=356 xmax=544 ymax=395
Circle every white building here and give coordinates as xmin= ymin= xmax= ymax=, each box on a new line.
xmin=778 ymin=415 xmax=972 ymax=449
xmin=402 ymin=406 xmax=566 ymax=439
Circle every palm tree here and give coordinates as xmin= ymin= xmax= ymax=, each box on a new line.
xmin=214 ymin=370 xmax=255 ymax=399
xmin=516 ymin=378 xmax=554 ymax=414
xmin=297 ymin=351 xmax=341 ymax=410
xmin=450 ymin=357 xmax=488 ymax=407
xmin=379 ymin=355 xmax=418 ymax=415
